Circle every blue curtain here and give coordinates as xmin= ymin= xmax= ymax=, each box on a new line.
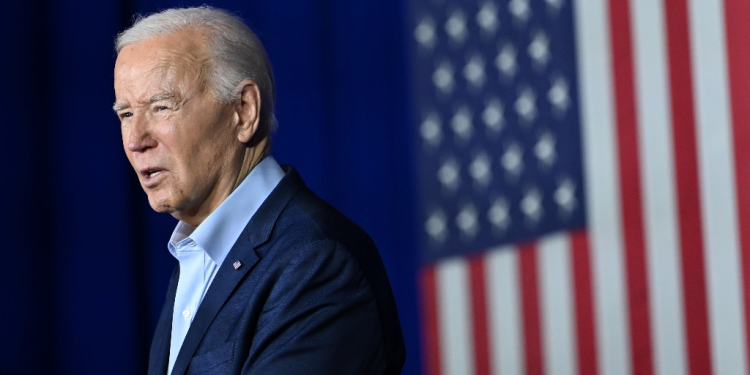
xmin=0 ymin=1 xmax=421 ymax=374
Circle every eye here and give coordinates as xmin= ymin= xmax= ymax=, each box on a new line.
xmin=156 ymin=106 xmax=168 ymax=111
xmin=120 ymin=112 xmax=133 ymax=119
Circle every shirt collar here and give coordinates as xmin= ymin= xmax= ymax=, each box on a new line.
xmin=167 ymin=156 xmax=285 ymax=266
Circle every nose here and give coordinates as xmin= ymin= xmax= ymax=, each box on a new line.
xmin=125 ymin=114 xmax=157 ymax=153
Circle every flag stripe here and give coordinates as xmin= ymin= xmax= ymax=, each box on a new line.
xmin=487 ymin=247 xmax=525 ymax=375
xmin=608 ymin=0 xmax=655 ymax=372
xmin=420 ymin=267 xmax=442 ymax=375
xmin=630 ymin=0 xmax=689 ymax=373
xmin=570 ymin=231 xmax=598 ymax=375
xmin=519 ymin=243 xmax=544 ymax=375
xmin=469 ymin=256 xmax=491 ymax=375
xmin=688 ymin=0 xmax=748 ymax=373
xmin=662 ymin=0 xmax=713 ymax=373
xmin=573 ymin=0 xmax=631 ymax=373
xmin=538 ymin=234 xmax=578 ymax=375
xmin=436 ymin=259 xmax=475 ymax=375
xmin=723 ymin=0 xmax=750 ymax=369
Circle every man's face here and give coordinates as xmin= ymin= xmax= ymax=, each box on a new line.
xmin=114 ymin=29 xmax=243 ymax=224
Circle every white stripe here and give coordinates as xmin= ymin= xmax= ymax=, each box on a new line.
xmin=573 ymin=0 xmax=631 ymax=374
xmin=538 ymin=233 xmax=578 ymax=375
xmin=486 ymin=246 xmax=524 ymax=375
xmin=688 ymin=0 xmax=749 ymax=373
xmin=630 ymin=0 xmax=689 ymax=374
xmin=436 ymin=258 xmax=475 ymax=375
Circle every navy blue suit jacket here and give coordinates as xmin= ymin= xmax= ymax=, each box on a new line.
xmin=148 ymin=166 xmax=406 ymax=374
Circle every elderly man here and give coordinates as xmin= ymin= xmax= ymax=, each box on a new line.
xmin=113 ymin=6 xmax=405 ymax=375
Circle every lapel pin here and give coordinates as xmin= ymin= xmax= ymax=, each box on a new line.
xmin=233 ymin=260 xmax=242 ymax=270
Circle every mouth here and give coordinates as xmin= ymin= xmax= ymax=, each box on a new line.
xmin=140 ymin=167 xmax=167 ymax=186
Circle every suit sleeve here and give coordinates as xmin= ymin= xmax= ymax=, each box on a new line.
xmin=241 ymin=239 xmax=388 ymax=374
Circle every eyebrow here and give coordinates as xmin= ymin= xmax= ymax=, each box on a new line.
xmin=112 ymin=92 xmax=177 ymax=112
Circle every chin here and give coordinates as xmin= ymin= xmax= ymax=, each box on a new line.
xmin=149 ymin=203 xmax=175 ymax=214
xmin=147 ymin=195 xmax=176 ymax=214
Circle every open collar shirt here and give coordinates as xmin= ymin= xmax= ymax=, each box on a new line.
xmin=166 ymin=157 xmax=285 ymax=375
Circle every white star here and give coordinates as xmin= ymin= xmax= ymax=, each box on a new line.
xmin=548 ymin=76 xmax=570 ymax=114
xmin=469 ymin=152 xmax=492 ymax=187
xmin=515 ymin=87 xmax=537 ymax=122
xmin=534 ymin=131 xmax=557 ymax=167
xmin=520 ymin=187 xmax=544 ymax=223
xmin=414 ymin=16 xmax=437 ymax=49
xmin=555 ymin=178 xmax=577 ymax=215
xmin=495 ymin=43 xmax=518 ymax=78
xmin=437 ymin=157 xmax=461 ymax=191
xmin=476 ymin=2 xmax=499 ymax=34
xmin=509 ymin=0 xmax=531 ymax=23
xmin=482 ymin=98 xmax=504 ymax=133
xmin=451 ymin=106 xmax=473 ymax=141
xmin=420 ymin=113 xmax=442 ymax=147
xmin=445 ymin=9 xmax=468 ymax=44
xmin=456 ymin=204 xmax=479 ymax=238
xmin=502 ymin=142 xmax=524 ymax=176
xmin=432 ymin=61 xmax=454 ymax=94
xmin=545 ymin=0 xmax=565 ymax=12
xmin=528 ymin=31 xmax=551 ymax=66
xmin=488 ymin=197 xmax=510 ymax=231
xmin=425 ymin=209 xmax=448 ymax=242
xmin=463 ymin=54 xmax=486 ymax=89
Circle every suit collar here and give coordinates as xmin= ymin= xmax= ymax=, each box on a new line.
xmin=187 ymin=157 xmax=285 ymax=266
xmin=169 ymin=166 xmax=306 ymax=375
xmin=149 ymin=266 xmax=180 ymax=375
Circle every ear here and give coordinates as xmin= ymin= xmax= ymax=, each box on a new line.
xmin=234 ymin=80 xmax=262 ymax=144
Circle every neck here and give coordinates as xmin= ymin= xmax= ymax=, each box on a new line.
xmin=233 ymin=138 xmax=269 ymax=191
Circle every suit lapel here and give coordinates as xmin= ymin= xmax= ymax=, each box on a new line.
xmin=148 ymin=266 xmax=179 ymax=375
xmin=169 ymin=167 xmax=306 ymax=375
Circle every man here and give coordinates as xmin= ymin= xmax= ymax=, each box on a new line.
xmin=113 ymin=6 xmax=405 ymax=374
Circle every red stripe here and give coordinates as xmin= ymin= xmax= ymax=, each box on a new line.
xmin=662 ymin=0 xmax=713 ymax=373
xmin=519 ymin=242 xmax=544 ymax=375
xmin=420 ymin=267 xmax=442 ymax=375
xmin=722 ymin=0 xmax=750 ymax=366
xmin=607 ymin=0 xmax=654 ymax=373
xmin=571 ymin=231 xmax=599 ymax=375
xmin=469 ymin=255 xmax=491 ymax=375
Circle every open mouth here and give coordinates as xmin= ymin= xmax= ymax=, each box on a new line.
xmin=140 ymin=167 xmax=166 ymax=182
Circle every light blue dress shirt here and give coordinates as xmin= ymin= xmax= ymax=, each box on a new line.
xmin=166 ymin=157 xmax=285 ymax=375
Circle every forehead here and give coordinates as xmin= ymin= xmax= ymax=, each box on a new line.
xmin=114 ymin=29 xmax=209 ymax=98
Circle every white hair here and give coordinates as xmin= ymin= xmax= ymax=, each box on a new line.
xmin=116 ymin=6 xmax=276 ymax=130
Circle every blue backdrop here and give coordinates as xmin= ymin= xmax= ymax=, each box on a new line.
xmin=0 ymin=1 xmax=421 ymax=374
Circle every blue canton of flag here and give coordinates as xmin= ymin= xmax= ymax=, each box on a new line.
xmin=412 ymin=0 xmax=586 ymax=263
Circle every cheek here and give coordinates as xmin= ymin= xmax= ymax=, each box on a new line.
xmin=165 ymin=106 xmax=237 ymax=176
xmin=121 ymin=126 xmax=129 ymax=145
xmin=186 ymin=122 xmax=234 ymax=160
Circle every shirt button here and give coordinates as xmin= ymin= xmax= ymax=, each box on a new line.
xmin=182 ymin=308 xmax=191 ymax=319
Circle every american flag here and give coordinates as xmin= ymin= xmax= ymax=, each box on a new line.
xmin=410 ymin=0 xmax=750 ymax=374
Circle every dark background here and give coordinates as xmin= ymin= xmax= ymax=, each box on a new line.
xmin=0 ymin=0 xmax=422 ymax=374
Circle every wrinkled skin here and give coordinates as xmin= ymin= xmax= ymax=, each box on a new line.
xmin=114 ymin=28 xmax=263 ymax=227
